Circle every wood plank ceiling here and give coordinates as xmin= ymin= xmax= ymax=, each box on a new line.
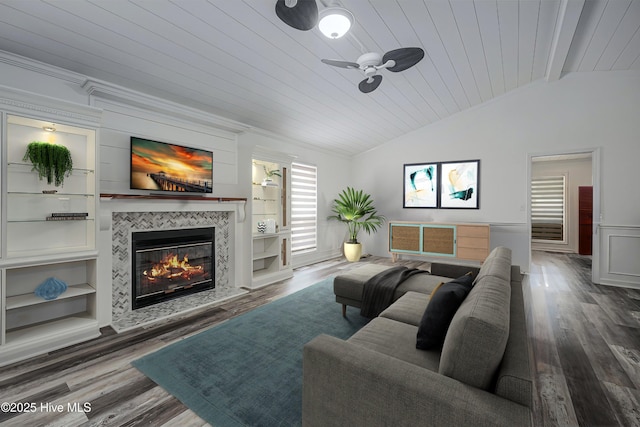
xmin=0 ymin=0 xmax=638 ymax=156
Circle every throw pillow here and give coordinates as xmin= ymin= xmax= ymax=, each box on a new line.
xmin=430 ymin=282 xmax=444 ymax=297
xmin=416 ymin=273 xmax=474 ymax=350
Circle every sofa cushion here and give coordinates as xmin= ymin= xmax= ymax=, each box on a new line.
xmin=380 ymin=291 xmax=429 ymax=326
xmin=439 ymin=274 xmax=511 ymax=390
xmin=494 ymin=280 xmax=533 ymax=407
xmin=416 ymin=274 xmax=474 ymax=350
xmin=473 ymin=246 xmax=512 ymax=284
xmin=334 ymin=264 xmax=447 ymax=309
xmin=348 ymin=317 xmax=440 ymax=371
xmin=334 ymin=264 xmax=392 ymax=305
xmin=393 ymin=273 xmax=443 ymax=300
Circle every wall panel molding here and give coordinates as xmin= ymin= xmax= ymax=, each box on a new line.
xmin=598 ymin=225 xmax=640 ymax=289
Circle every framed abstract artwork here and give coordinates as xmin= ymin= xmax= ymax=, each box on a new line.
xmin=439 ymin=160 xmax=480 ymax=209
xmin=403 ymin=162 xmax=439 ymax=208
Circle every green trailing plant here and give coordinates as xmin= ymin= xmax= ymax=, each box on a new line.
xmin=263 ymin=165 xmax=281 ymax=178
xmin=23 ymin=141 xmax=73 ymax=187
xmin=328 ymin=187 xmax=386 ymax=244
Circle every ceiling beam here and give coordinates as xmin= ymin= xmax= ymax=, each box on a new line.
xmin=545 ymin=0 xmax=586 ymax=81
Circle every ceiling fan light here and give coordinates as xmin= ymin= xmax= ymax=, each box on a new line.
xmin=318 ymin=7 xmax=353 ymax=39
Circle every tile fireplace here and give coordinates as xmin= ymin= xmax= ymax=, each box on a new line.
xmin=107 ymin=207 xmax=246 ymax=332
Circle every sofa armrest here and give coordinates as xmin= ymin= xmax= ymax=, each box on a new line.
xmin=303 ymin=334 xmax=532 ymax=427
xmin=430 ymin=262 xmax=481 ymax=279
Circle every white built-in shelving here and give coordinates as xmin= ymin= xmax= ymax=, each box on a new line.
xmin=251 ymin=153 xmax=293 ymax=288
xmin=0 ymin=88 xmax=102 ymax=366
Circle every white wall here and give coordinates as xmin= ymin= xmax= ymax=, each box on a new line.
xmin=352 ymin=70 xmax=640 ymax=273
xmin=95 ymin=98 xmax=239 ymax=195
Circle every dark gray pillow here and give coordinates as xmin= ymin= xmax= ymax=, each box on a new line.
xmin=416 ymin=274 xmax=474 ymax=350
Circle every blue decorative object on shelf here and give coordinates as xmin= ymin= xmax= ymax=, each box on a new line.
xmin=34 ymin=277 xmax=68 ymax=300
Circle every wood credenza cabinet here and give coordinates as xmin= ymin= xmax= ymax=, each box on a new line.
xmin=389 ymin=222 xmax=490 ymax=262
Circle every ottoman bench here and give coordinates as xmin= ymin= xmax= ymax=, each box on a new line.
xmin=334 ymin=263 xmax=477 ymax=317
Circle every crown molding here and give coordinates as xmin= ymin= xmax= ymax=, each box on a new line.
xmin=0 ymin=50 xmax=87 ymax=85
xmin=0 ymin=84 xmax=102 ymax=126
xmin=82 ymin=79 xmax=251 ymax=134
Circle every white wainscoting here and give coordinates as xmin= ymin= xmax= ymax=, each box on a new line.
xmin=490 ymin=223 xmax=530 ymax=273
xmin=597 ymin=225 xmax=640 ymax=289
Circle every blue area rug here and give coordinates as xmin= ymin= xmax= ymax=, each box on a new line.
xmin=132 ymin=277 xmax=369 ymax=426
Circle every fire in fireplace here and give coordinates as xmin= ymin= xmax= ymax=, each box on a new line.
xmin=131 ymin=227 xmax=215 ymax=309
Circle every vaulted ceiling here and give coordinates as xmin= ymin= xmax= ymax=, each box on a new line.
xmin=0 ymin=0 xmax=638 ymax=156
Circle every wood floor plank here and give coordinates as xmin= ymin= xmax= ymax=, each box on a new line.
xmin=558 ymin=298 xmax=635 ymax=388
xmin=609 ymin=345 xmax=640 ymax=390
xmin=83 ymin=387 xmax=177 ymax=427
xmin=0 ymin=382 xmax=71 ymax=424
xmin=529 ymin=285 xmax=563 ymax=372
xmin=590 ymin=291 xmax=640 ymax=328
xmin=5 ymin=402 xmax=89 ymax=426
xmin=160 ymin=409 xmax=211 ymax=427
xmin=118 ymin=396 xmax=187 ymax=427
xmin=555 ymin=326 xmax=619 ymax=426
xmin=581 ymin=303 xmax=640 ymax=351
xmin=601 ymin=381 xmax=640 ymax=427
xmin=535 ymin=367 xmax=579 ymax=427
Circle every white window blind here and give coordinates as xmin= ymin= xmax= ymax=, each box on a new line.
xmin=531 ymin=176 xmax=565 ymax=241
xmin=291 ymin=162 xmax=317 ymax=253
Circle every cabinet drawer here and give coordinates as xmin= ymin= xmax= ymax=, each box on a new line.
xmin=457 ymin=235 xmax=489 ymax=249
xmin=457 ymin=225 xmax=489 ymax=238
xmin=457 ymin=247 xmax=489 ymax=262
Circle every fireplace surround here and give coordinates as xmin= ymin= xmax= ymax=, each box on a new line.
xmin=106 ymin=204 xmax=247 ymax=332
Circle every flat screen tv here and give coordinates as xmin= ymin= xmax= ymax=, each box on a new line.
xmin=130 ymin=137 xmax=213 ymax=193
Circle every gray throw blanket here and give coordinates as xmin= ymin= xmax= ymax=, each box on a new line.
xmin=360 ymin=266 xmax=430 ymax=318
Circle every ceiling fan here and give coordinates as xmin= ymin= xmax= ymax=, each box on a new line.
xmin=275 ymin=0 xmax=319 ymax=31
xmin=321 ymin=48 xmax=425 ymax=93
xmin=275 ymin=1 xmax=424 ymax=93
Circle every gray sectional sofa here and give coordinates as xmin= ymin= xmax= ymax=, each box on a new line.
xmin=302 ymin=247 xmax=533 ymax=427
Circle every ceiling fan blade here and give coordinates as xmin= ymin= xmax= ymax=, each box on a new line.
xmin=358 ymin=75 xmax=383 ymax=93
xmin=382 ymin=47 xmax=425 ymax=72
xmin=321 ymin=58 xmax=360 ymax=69
xmin=275 ymin=0 xmax=318 ymax=31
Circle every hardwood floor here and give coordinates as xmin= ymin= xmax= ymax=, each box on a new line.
xmin=527 ymin=251 xmax=640 ymax=427
xmin=0 ymin=251 xmax=638 ymax=426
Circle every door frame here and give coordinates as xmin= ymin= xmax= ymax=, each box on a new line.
xmin=527 ymin=147 xmax=601 ymax=283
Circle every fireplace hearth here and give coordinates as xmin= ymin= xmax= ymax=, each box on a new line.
xmin=131 ymin=227 xmax=215 ymax=309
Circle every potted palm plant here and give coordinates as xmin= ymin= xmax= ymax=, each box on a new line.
xmin=328 ymin=187 xmax=386 ymax=262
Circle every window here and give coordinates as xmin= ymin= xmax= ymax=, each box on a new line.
xmin=291 ymin=162 xmax=317 ymax=253
xmin=531 ymin=176 xmax=565 ymax=242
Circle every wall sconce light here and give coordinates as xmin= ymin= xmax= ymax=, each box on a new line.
xmin=43 ymin=124 xmax=56 ymax=132
xmin=318 ymin=6 xmax=354 ymax=39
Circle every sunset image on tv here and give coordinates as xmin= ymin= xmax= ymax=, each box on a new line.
xmin=131 ymin=137 xmax=213 ymax=193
